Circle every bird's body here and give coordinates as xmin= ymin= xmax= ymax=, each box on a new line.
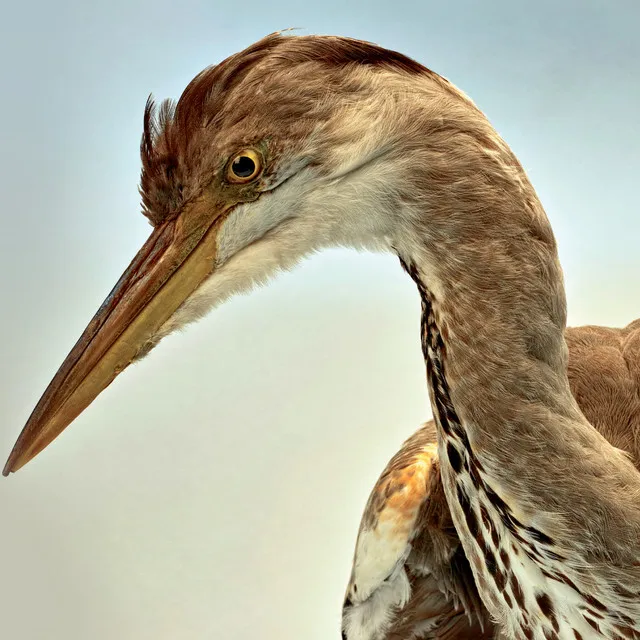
xmin=3 ymin=34 xmax=639 ymax=639
xmin=344 ymin=319 xmax=640 ymax=639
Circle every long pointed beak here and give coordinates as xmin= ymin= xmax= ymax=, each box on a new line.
xmin=4 ymin=193 xmax=229 ymax=475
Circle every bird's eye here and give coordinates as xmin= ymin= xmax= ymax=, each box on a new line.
xmin=226 ymin=149 xmax=263 ymax=183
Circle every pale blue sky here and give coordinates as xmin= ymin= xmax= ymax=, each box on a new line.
xmin=0 ymin=2 xmax=638 ymax=639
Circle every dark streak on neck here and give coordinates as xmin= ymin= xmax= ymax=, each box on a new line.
xmin=398 ymin=257 xmax=469 ymax=448
xmin=399 ymin=257 xmax=563 ymax=573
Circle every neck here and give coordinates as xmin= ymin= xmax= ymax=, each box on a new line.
xmin=392 ymin=154 xmax=640 ymax=629
xmin=390 ymin=116 xmax=640 ymax=564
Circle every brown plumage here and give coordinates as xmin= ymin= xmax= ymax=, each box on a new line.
xmin=345 ymin=319 xmax=640 ymax=639
xmin=3 ymin=32 xmax=639 ymax=640
xmin=138 ymin=32 xmax=452 ymax=226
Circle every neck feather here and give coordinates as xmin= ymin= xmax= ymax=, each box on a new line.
xmin=392 ymin=130 xmax=640 ymax=560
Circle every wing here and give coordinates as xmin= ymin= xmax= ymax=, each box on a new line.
xmin=385 ymin=569 xmax=491 ymax=640
xmin=565 ymin=318 xmax=640 ymax=468
xmin=341 ymin=421 xmax=495 ymax=640
xmin=342 ymin=319 xmax=640 ymax=640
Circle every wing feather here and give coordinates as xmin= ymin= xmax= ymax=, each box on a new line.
xmin=342 ymin=320 xmax=640 ymax=640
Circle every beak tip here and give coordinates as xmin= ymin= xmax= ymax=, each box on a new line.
xmin=3 ymin=446 xmax=26 ymax=476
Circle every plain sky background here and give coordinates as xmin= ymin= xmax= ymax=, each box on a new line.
xmin=0 ymin=1 xmax=638 ymax=638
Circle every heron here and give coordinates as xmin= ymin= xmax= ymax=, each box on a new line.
xmin=4 ymin=33 xmax=640 ymax=639
xmin=344 ymin=320 xmax=640 ymax=639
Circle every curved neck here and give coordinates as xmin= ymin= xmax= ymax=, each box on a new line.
xmin=394 ymin=134 xmax=580 ymax=447
xmin=375 ymin=82 xmax=640 ymax=555
xmin=393 ymin=172 xmax=640 ymax=558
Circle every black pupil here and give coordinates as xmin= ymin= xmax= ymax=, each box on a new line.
xmin=231 ymin=155 xmax=256 ymax=178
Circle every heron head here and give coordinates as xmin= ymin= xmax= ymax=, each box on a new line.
xmin=3 ymin=33 xmax=482 ymax=474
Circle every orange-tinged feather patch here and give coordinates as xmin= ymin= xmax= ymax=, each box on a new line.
xmin=375 ymin=443 xmax=438 ymax=538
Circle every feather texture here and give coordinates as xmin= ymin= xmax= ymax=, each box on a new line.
xmin=344 ymin=319 xmax=640 ymax=639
